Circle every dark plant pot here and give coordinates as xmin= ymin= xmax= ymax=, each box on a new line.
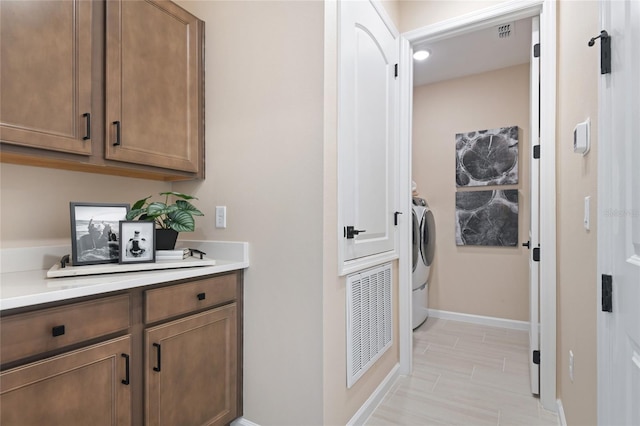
xmin=155 ymin=229 xmax=179 ymax=250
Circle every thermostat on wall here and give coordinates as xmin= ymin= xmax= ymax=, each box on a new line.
xmin=574 ymin=118 xmax=590 ymax=155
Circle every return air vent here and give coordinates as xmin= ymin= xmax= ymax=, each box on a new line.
xmin=497 ymin=22 xmax=515 ymax=39
xmin=346 ymin=263 xmax=393 ymax=388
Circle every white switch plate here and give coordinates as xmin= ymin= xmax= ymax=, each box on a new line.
xmin=584 ymin=196 xmax=591 ymax=231
xmin=569 ymin=350 xmax=574 ymax=382
xmin=215 ymin=206 xmax=226 ymax=228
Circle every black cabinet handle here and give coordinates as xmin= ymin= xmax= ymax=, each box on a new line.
xmin=52 ymin=325 xmax=65 ymax=337
xmin=197 ymin=292 xmax=206 ymax=301
xmin=121 ymin=353 xmax=130 ymax=385
xmin=153 ymin=343 xmax=161 ymax=372
xmin=522 ymin=241 xmax=530 ymax=248
xmin=82 ymin=112 xmax=91 ymax=140
xmin=113 ymin=121 xmax=121 ymax=146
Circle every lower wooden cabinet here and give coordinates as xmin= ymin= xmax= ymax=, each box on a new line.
xmin=0 ymin=271 xmax=243 ymax=425
xmin=146 ymin=304 xmax=238 ymax=426
xmin=0 ymin=335 xmax=132 ymax=426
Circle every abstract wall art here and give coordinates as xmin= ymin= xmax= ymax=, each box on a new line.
xmin=455 ymin=190 xmax=518 ymax=246
xmin=456 ymin=126 xmax=519 ymax=187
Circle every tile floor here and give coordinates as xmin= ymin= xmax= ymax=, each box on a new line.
xmin=365 ymin=317 xmax=559 ymax=425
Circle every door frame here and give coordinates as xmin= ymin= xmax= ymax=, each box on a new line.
xmin=397 ymin=0 xmax=558 ymax=411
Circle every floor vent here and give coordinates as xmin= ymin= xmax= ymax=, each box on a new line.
xmin=346 ymin=262 xmax=393 ymax=388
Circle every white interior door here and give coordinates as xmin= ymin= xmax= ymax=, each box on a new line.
xmin=339 ymin=0 xmax=398 ymax=263
xmin=528 ymin=16 xmax=541 ymax=396
xmin=598 ymin=1 xmax=640 ymax=424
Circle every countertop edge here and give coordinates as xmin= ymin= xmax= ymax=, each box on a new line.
xmin=0 ymin=241 xmax=249 ymax=311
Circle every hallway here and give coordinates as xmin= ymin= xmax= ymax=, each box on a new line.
xmin=366 ymin=318 xmax=559 ymax=425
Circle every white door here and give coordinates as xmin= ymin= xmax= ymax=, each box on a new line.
xmin=339 ymin=0 xmax=398 ymax=263
xmin=598 ymin=1 xmax=640 ymax=424
xmin=528 ymin=16 xmax=541 ymax=396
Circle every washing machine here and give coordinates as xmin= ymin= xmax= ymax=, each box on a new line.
xmin=412 ymin=197 xmax=435 ymax=329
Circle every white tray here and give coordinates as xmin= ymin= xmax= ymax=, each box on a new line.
xmin=47 ymin=256 xmax=216 ymax=278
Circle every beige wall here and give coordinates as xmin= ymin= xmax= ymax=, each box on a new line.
xmin=412 ymin=64 xmax=530 ymax=321
xmin=399 ymin=0 xmax=504 ymax=33
xmin=556 ymin=1 xmax=599 ymax=424
xmin=173 ymin=1 xmax=326 ymax=424
xmin=0 ymin=164 xmax=169 ymax=247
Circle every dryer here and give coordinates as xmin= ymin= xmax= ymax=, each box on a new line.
xmin=411 ymin=197 xmax=435 ymax=329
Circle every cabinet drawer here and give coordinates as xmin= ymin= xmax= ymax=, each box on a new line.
xmin=145 ymin=274 xmax=237 ymax=324
xmin=1 ymin=294 xmax=130 ymax=365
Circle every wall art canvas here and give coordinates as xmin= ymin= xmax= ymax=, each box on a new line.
xmin=455 ymin=190 xmax=518 ymax=246
xmin=456 ymin=125 xmax=518 ymax=187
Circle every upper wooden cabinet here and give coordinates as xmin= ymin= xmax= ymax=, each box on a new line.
xmin=105 ymin=0 xmax=203 ymax=173
xmin=0 ymin=0 xmax=205 ymax=181
xmin=0 ymin=0 xmax=93 ymax=156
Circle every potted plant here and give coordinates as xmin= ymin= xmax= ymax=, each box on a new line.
xmin=126 ymin=191 xmax=204 ymax=250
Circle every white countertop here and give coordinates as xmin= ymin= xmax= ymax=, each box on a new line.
xmin=0 ymin=240 xmax=249 ymax=311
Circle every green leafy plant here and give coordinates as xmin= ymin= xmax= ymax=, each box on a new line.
xmin=126 ymin=192 xmax=204 ymax=232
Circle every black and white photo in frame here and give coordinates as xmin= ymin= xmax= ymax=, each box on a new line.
xmin=70 ymin=202 xmax=130 ymax=266
xmin=456 ymin=125 xmax=519 ymax=187
xmin=119 ymin=221 xmax=155 ymax=264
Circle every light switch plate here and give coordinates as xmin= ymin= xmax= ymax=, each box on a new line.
xmin=215 ymin=206 xmax=226 ymax=228
xmin=584 ymin=196 xmax=590 ymax=231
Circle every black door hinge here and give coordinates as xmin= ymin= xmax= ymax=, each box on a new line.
xmin=533 ymin=145 xmax=540 ymax=159
xmin=394 ymin=63 xmax=398 ymax=78
xmin=533 ymin=247 xmax=540 ymax=262
xmin=533 ymin=350 xmax=540 ymax=365
xmin=533 ymin=43 xmax=540 ymax=58
xmin=602 ymin=274 xmax=613 ymax=312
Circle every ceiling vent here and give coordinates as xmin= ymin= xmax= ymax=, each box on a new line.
xmin=497 ymin=22 xmax=515 ymax=39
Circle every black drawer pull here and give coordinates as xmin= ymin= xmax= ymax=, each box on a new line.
xmin=52 ymin=325 xmax=65 ymax=337
xmin=197 ymin=292 xmax=206 ymax=301
xmin=83 ymin=112 xmax=91 ymax=140
xmin=121 ymin=353 xmax=130 ymax=385
xmin=113 ymin=121 xmax=121 ymax=146
xmin=153 ymin=343 xmax=161 ymax=372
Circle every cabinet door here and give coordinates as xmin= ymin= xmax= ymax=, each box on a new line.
xmin=0 ymin=335 xmax=132 ymax=426
xmin=146 ymin=304 xmax=238 ymax=426
xmin=105 ymin=0 xmax=203 ymax=173
xmin=339 ymin=0 xmax=398 ymax=264
xmin=0 ymin=0 xmax=93 ymax=155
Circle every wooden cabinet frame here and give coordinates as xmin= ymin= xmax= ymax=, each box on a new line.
xmin=0 ymin=0 xmax=205 ymax=181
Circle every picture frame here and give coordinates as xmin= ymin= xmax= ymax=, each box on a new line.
xmin=70 ymin=202 xmax=130 ymax=266
xmin=119 ymin=221 xmax=155 ymax=264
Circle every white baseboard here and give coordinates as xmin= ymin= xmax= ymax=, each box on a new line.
xmin=428 ymin=309 xmax=530 ymax=331
xmin=231 ymin=417 xmax=261 ymax=426
xmin=556 ymin=399 xmax=567 ymax=426
xmin=347 ymin=363 xmax=400 ymax=426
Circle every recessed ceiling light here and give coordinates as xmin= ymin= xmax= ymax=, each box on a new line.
xmin=413 ymin=50 xmax=430 ymax=61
